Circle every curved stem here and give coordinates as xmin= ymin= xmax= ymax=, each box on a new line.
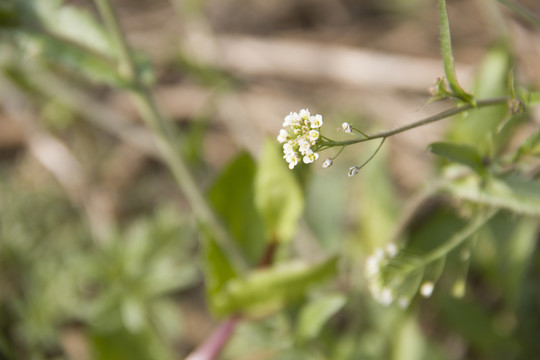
xmin=421 ymin=209 xmax=497 ymax=266
xmin=93 ymin=0 xmax=248 ymax=273
xmin=354 ymin=137 xmax=386 ymax=170
xmin=323 ymin=97 xmax=509 ymax=147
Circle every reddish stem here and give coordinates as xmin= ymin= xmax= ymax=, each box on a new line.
xmin=184 ymin=315 xmax=241 ymax=360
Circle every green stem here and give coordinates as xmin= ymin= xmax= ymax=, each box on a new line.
xmin=421 ymin=209 xmax=497 ymax=266
xmin=354 ymin=137 xmax=386 ymax=170
xmin=323 ymin=97 xmax=509 ymax=147
xmin=93 ymin=0 xmax=248 ymax=273
xmin=93 ymin=0 xmax=136 ymax=80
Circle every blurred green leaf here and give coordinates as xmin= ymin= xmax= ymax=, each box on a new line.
xmin=296 ymin=293 xmax=346 ymax=342
xmin=91 ymin=327 xmax=173 ymax=360
xmin=438 ymin=296 xmax=518 ymax=358
xmin=2 ymin=0 xmax=153 ymax=87
xmin=513 ymin=128 xmax=540 ymax=160
xmin=204 ymin=236 xmax=239 ymax=315
xmin=213 ymin=257 xmax=338 ymax=317
xmin=392 ymin=315 xmax=426 ymax=360
xmin=444 ymin=175 xmax=540 ymax=216
xmin=358 ymin=147 xmax=400 ymax=250
xmin=428 ymin=141 xmax=485 ymax=175
xmin=446 ymin=47 xmax=512 ymax=155
xmin=519 ymin=90 xmax=540 ymax=106
xmin=255 ymin=139 xmax=304 ymax=243
xmin=122 ymin=297 xmax=146 ymax=333
xmin=474 ymin=214 xmax=538 ymax=307
xmin=208 ymin=151 xmax=266 ymax=265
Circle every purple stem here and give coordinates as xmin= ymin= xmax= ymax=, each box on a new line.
xmin=184 ymin=315 xmax=241 ymax=360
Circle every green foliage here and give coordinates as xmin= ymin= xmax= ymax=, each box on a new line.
xmin=296 ymin=293 xmax=346 ymax=342
xmin=210 ymin=257 xmax=338 ymax=317
xmin=255 ymin=139 xmax=305 ymax=243
xmin=428 ymin=142 xmax=486 ymax=175
xmin=2 ymin=0 xmax=540 ymax=359
xmin=444 ymin=174 xmax=540 ymax=216
xmin=438 ymin=0 xmax=474 ymax=104
xmin=446 ymin=47 xmax=512 ymax=155
xmin=208 ymin=152 xmax=266 ymax=265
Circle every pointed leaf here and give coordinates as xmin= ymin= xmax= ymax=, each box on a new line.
xmin=438 ymin=0 xmax=473 ymax=104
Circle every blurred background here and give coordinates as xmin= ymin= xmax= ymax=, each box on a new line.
xmin=1 ymin=0 xmax=540 ymax=359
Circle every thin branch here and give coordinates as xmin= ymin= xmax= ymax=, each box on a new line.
xmin=323 ymin=97 xmax=510 ymax=147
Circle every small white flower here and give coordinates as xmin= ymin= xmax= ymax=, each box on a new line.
xmin=397 ymin=297 xmax=410 ymax=309
xmin=385 ymin=243 xmax=398 ymax=258
xmin=348 ymin=166 xmax=359 ymax=177
xmin=283 ymin=141 xmax=294 ymax=155
xmin=303 ymin=150 xmax=319 ymax=164
xmin=373 ymin=248 xmax=385 ymax=261
xmin=420 ymin=281 xmax=434 ymax=298
xmin=298 ymin=138 xmax=311 ymax=154
xmin=378 ymin=287 xmax=394 ymax=306
xmin=283 ymin=112 xmax=300 ymax=127
xmin=299 ymin=108 xmax=310 ymax=120
xmin=342 ymin=122 xmax=352 ymax=133
xmin=282 ymin=112 xmax=293 ymax=127
xmin=322 ymin=158 xmax=333 ymax=168
xmin=365 ymin=255 xmax=381 ymax=277
xmin=309 ymin=114 xmax=323 ymax=128
xmin=277 ymin=129 xmax=290 ymax=143
xmin=308 ymin=130 xmax=320 ymax=143
xmin=284 ymin=152 xmax=300 ymax=169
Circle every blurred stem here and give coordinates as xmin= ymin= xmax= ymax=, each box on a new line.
xmin=184 ymin=316 xmax=241 ymax=360
xmin=322 ymin=97 xmax=510 ymax=148
xmin=421 ymin=209 xmax=497 ymax=266
xmin=497 ymin=0 xmax=540 ymax=28
xmin=93 ymin=0 xmax=136 ymax=80
xmin=93 ymin=0 xmax=248 ymax=273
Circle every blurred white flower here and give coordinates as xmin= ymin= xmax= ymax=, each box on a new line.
xmin=322 ymin=158 xmax=333 ymax=168
xmin=342 ymin=122 xmax=352 ymax=133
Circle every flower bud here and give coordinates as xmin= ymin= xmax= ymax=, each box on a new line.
xmin=348 ymin=166 xmax=359 ymax=177
xmin=322 ymin=158 xmax=333 ymax=168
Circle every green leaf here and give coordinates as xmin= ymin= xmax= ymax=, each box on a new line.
xmin=473 ymin=214 xmax=538 ymax=307
xmin=203 ymin=235 xmax=239 ymax=316
xmin=296 ymin=294 xmax=346 ymax=342
xmin=513 ymin=128 xmax=540 ymax=160
xmin=392 ymin=316 xmax=426 ymax=360
xmin=444 ymin=175 xmax=540 ymax=216
xmin=212 ymin=257 xmax=338 ymax=317
xmin=519 ymin=90 xmax=540 ymax=106
xmin=438 ymin=0 xmax=473 ymax=104
xmin=208 ymin=152 xmax=266 ymax=265
xmin=446 ymin=47 xmax=512 ymax=155
xmin=90 ymin=327 xmax=173 ymax=360
xmin=438 ymin=297 xmax=516 ymax=357
xmin=255 ymin=139 xmax=304 ymax=243
xmin=428 ymin=141 xmax=485 ymax=174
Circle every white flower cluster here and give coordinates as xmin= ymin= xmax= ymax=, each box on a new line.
xmin=365 ymin=244 xmax=437 ymax=308
xmin=277 ymin=109 xmax=323 ymax=169
xmin=365 ymin=243 xmax=402 ymax=307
